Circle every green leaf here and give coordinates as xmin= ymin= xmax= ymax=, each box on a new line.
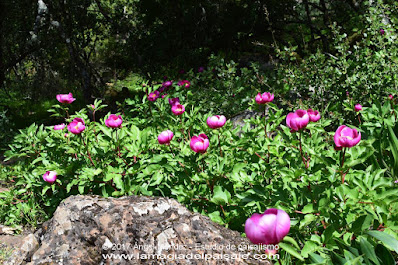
xmin=208 ymin=211 xmax=224 ymax=225
xmin=301 ymin=241 xmax=319 ymax=258
xmin=210 ymin=186 xmax=230 ymax=205
xmin=351 ymin=214 xmax=373 ymax=233
xmin=41 ymin=186 xmax=51 ymax=196
xmin=283 ymin=236 xmax=300 ymax=249
xmin=367 ymin=230 xmax=398 ymax=254
xmin=359 ymin=237 xmax=380 ymax=265
xmin=387 ymin=125 xmax=398 ymax=177
xmin=308 ymin=253 xmax=326 ymax=264
xmin=113 ymin=174 xmax=124 ymax=190
xmin=375 ymin=244 xmax=395 ymax=265
xmin=78 ymin=185 xmax=85 ymax=194
xmin=99 ymin=125 xmax=112 ymax=138
xmin=279 ymin=242 xmax=305 ymax=261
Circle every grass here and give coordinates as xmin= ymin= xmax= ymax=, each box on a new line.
xmin=0 ymin=244 xmax=13 ymax=263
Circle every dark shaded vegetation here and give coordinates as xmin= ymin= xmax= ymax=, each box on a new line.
xmin=0 ymin=0 xmax=396 ymax=147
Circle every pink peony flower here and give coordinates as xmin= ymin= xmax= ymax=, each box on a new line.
xmin=286 ymin=109 xmax=309 ymax=132
xmin=168 ymin=97 xmax=180 ymax=106
xmin=178 ymin=80 xmax=191 ymax=88
xmin=163 ymin=81 xmax=173 ymax=87
xmin=354 ymin=104 xmax=362 ymax=112
xmin=334 ymin=125 xmax=361 ymax=148
xmin=190 ymin=134 xmax=209 ymax=153
xmin=255 ymin=92 xmax=274 ymax=104
xmin=207 ymin=115 xmax=227 ymax=129
xmin=67 ymin=118 xmax=85 ymax=134
xmin=43 ymin=171 xmax=57 ymax=184
xmin=105 ymin=114 xmax=123 ymax=128
xmin=307 ymin=109 xmax=321 ymax=122
xmin=148 ymin=91 xmax=160 ymax=101
xmin=158 ymin=130 xmax=174 ymax=145
xmin=56 ymin=93 xmax=76 ymax=104
xmin=171 ymin=103 xmax=185 ymax=115
xmin=54 ymin=124 xmax=65 ymax=130
xmin=245 ymin=208 xmax=291 ymax=246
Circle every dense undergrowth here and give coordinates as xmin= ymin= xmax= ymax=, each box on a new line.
xmin=1 ymin=2 xmax=398 ymax=264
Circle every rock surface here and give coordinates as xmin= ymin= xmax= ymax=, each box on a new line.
xmin=7 ymin=195 xmax=273 ymax=265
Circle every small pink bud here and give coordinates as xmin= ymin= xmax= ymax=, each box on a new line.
xmin=177 ymin=80 xmax=190 ymax=88
xmin=158 ymin=130 xmax=174 ymax=145
xmin=307 ymin=109 xmax=321 ymax=122
xmin=286 ymin=109 xmax=309 ymax=132
xmin=56 ymin=93 xmax=76 ymax=104
xmin=380 ymin=28 xmax=385 ymax=35
xmin=245 ymin=208 xmax=290 ymax=245
xmin=168 ymin=97 xmax=180 ymax=106
xmin=207 ymin=115 xmax=227 ymax=129
xmin=105 ymin=114 xmax=123 ymax=128
xmin=43 ymin=171 xmax=57 ymax=184
xmin=255 ymin=92 xmax=274 ymax=104
xmin=148 ymin=91 xmax=160 ymax=101
xmin=354 ymin=104 xmax=362 ymax=112
xmin=67 ymin=118 xmax=85 ymax=134
xmin=334 ymin=125 xmax=361 ymax=148
xmin=54 ymin=124 xmax=65 ymax=130
xmin=190 ymin=134 xmax=209 ymax=153
xmin=163 ymin=81 xmax=172 ymax=87
xmin=389 ymin=94 xmax=393 ymax=100
xmin=171 ymin=103 xmax=185 ymax=115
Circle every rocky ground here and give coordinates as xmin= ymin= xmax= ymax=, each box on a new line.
xmin=2 ymin=195 xmax=273 ymax=265
xmin=0 ymin=182 xmax=26 ymax=264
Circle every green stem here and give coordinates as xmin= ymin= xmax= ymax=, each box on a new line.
xmin=180 ymin=115 xmax=188 ymax=142
xmin=65 ymin=108 xmax=70 ymax=120
xmin=299 ymin=131 xmax=308 ymax=169
xmin=264 ymin=105 xmax=267 ymax=137
xmin=218 ymin=132 xmax=222 ymax=157
xmin=115 ymin=129 xmax=121 ymax=156
xmin=341 ymin=147 xmax=346 ymax=168
xmin=80 ymin=134 xmax=95 ymax=167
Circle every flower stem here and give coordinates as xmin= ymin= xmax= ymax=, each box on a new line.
xmin=80 ymin=134 xmax=95 ymax=167
xmin=168 ymin=145 xmax=175 ymax=157
xmin=180 ymin=115 xmax=188 ymax=142
xmin=299 ymin=131 xmax=308 ymax=169
xmin=341 ymin=147 xmax=346 ymax=168
xmin=115 ymin=129 xmax=121 ymax=156
xmin=218 ymin=132 xmax=222 ymax=157
xmin=341 ymin=148 xmax=347 ymax=184
xmin=264 ymin=105 xmax=267 ymax=137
